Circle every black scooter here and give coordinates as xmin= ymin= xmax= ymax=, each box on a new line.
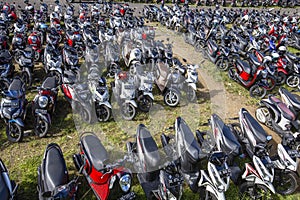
xmin=37 ymin=143 xmax=78 ymax=200
xmin=0 ymin=158 xmax=18 ymax=200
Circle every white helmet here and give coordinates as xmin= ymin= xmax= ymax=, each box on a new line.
xmin=278 ymin=46 xmax=287 ymax=55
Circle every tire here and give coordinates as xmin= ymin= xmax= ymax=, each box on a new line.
xmin=34 ymin=51 xmax=40 ymax=62
xmin=81 ymin=107 xmax=92 ymax=124
xmin=200 ymin=191 xmax=218 ymax=200
xmin=137 ymin=95 xmax=153 ymax=112
xmin=228 ymin=67 xmax=237 ymax=80
xmin=6 ymin=122 xmax=23 ymax=142
xmin=121 ymin=102 xmax=136 ymax=121
xmin=263 ymin=76 xmax=276 ymax=91
xmin=286 ymin=75 xmax=300 ymax=88
xmin=249 ymin=85 xmax=267 ymax=99
xmin=96 ymin=104 xmax=111 ymax=122
xmin=194 ymin=40 xmax=205 ymax=52
xmin=0 ymin=79 xmax=10 ymax=92
xmin=186 ymin=86 xmax=196 ymax=102
xmin=240 ymin=182 xmax=272 ymax=200
xmin=276 ymin=72 xmax=287 ymax=86
xmin=216 ymin=58 xmax=229 ymax=71
xmin=274 ymin=170 xmax=298 ymax=195
xmin=164 ymin=89 xmax=180 ymax=107
xmin=255 ymin=107 xmax=270 ymax=124
xmin=34 ymin=115 xmax=49 ymax=138
xmin=21 ymin=71 xmax=32 ymax=88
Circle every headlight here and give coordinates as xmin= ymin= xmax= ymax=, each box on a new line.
xmin=38 ymin=96 xmax=48 ymax=108
xmin=119 ymin=174 xmax=131 ymax=193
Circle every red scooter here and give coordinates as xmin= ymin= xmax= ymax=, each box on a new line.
xmin=28 ymin=31 xmax=43 ymax=62
xmin=73 ymin=132 xmax=135 ymax=200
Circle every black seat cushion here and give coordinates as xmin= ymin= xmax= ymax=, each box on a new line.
xmin=8 ymin=78 xmax=23 ymax=91
xmin=136 ymin=124 xmax=160 ymax=171
xmin=81 ymin=133 xmax=109 ymax=172
xmin=248 ymin=53 xmax=261 ymax=66
xmin=43 ymin=144 xmax=68 ymax=192
xmin=212 ymin=114 xmax=241 ymax=156
xmin=242 ymin=109 xmax=268 ymax=145
xmin=177 ymin=117 xmax=201 ymax=163
xmin=42 ymin=76 xmax=57 ymax=90
xmin=0 ymin=174 xmax=9 ymax=200
xmin=280 ymin=87 xmax=300 ymax=111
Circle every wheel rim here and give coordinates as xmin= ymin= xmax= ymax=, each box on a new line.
xmin=165 ymin=91 xmax=179 ymax=106
xmin=138 ymin=96 xmax=152 ymax=112
xmin=274 ymin=173 xmax=297 ymax=195
xmin=96 ymin=105 xmax=110 ymax=122
xmin=251 ymin=85 xmax=266 ymax=99
xmin=9 ymin=123 xmax=21 ymax=140
xmin=286 ymin=76 xmax=300 ymax=88
xmin=122 ymin=103 xmax=135 ymax=119
xmin=35 ymin=117 xmax=48 ymax=137
xmin=216 ymin=59 xmax=229 ymax=71
xmin=187 ymin=86 xmax=196 ymax=102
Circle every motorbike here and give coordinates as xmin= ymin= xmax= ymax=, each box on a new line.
xmin=279 ymin=87 xmax=300 ymax=116
xmin=104 ymin=41 xmax=121 ymax=78
xmin=0 ymin=158 xmax=18 ymax=200
xmin=44 ymin=44 xmax=63 ymax=84
xmin=72 ymin=132 xmax=135 ymax=200
xmin=0 ymin=49 xmax=14 ymax=91
xmin=28 ymin=30 xmax=43 ymax=62
xmin=0 ymin=77 xmax=27 ymax=142
xmin=228 ymin=54 xmax=276 ymax=99
xmin=37 ymin=143 xmax=78 ymax=200
xmin=14 ymin=46 xmax=35 ymax=87
xmin=255 ymin=94 xmax=299 ymax=137
xmin=32 ymin=76 xmax=58 ymax=138
xmin=127 ymin=124 xmax=184 ymax=199
xmin=62 ymin=44 xmax=80 ymax=71
xmin=111 ymin=70 xmax=137 ymax=121
xmin=88 ymin=68 xmax=112 ymax=122
xmin=61 ymin=70 xmax=94 ymax=124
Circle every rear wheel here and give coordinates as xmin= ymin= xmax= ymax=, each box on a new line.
xmin=34 ymin=115 xmax=49 ymax=138
xmin=121 ymin=102 xmax=136 ymax=120
xmin=164 ymin=89 xmax=180 ymax=107
xmin=21 ymin=71 xmax=32 ymax=88
xmin=6 ymin=122 xmax=23 ymax=142
xmin=216 ymin=58 xmax=229 ymax=71
xmin=137 ymin=95 xmax=153 ymax=112
xmin=240 ymin=182 xmax=272 ymax=200
xmin=249 ymin=85 xmax=267 ymax=99
xmin=276 ymin=72 xmax=287 ymax=85
xmin=81 ymin=107 xmax=92 ymax=124
xmin=96 ymin=104 xmax=111 ymax=122
xmin=274 ymin=170 xmax=298 ymax=195
xmin=286 ymin=75 xmax=300 ymax=88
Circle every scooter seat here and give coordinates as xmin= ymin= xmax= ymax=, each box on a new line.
xmin=270 ymin=96 xmax=296 ymax=121
xmin=42 ymin=76 xmax=57 ymax=90
xmin=280 ymin=87 xmax=300 ymax=111
xmin=236 ymin=59 xmax=251 ymax=75
xmin=177 ymin=117 xmax=202 ymax=163
xmin=81 ymin=133 xmax=109 ymax=172
xmin=0 ymin=173 xmax=9 ymax=200
xmin=136 ymin=124 xmax=160 ymax=171
xmin=8 ymin=78 xmax=23 ymax=91
xmin=286 ymin=52 xmax=298 ymax=61
xmin=44 ymin=144 xmax=68 ymax=192
xmin=243 ymin=109 xmax=269 ymax=145
xmin=248 ymin=53 xmax=261 ymax=66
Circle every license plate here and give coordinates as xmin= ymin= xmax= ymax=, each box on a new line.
xmin=23 ymin=58 xmax=32 ymax=63
xmin=118 ymin=192 xmax=135 ymax=200
xmin=35 ymin=109 xmax=47 ymax=114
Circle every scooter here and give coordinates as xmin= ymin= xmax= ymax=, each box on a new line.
xmin=279 ymin=87 xmax=300 ymax=116
xmin=0 ymin=158 xmax=18 ymax=200
xmin=37 ymin=143 xmax=78 ymax=200
xmin=73 ymin=132 xmax=135 ymax=200
xmin=32 ymin=76 xmax=58 ymax=138
xmin=127 ymin=124 xmax=184 ymax=199
xmin=0 ymin=77 xmax=27 ymax=142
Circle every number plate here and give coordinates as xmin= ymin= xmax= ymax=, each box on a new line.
xmin=35 ymin=109 xmax=47 ymax=114
xmin=23 ymin=58 xmax=32 ymax=63
xmin=119 ymin=191 xmax=135 ymax=200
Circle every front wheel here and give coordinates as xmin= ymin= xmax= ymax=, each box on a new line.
xmin=81 ymin=107 xmax=92 ymax=124
xmin=96 ymin=104 xmax=111 ymax=122
xmin=240 ymin=182 xmax=272 ymax=200
xmin=137 ymin=95 xmax=153 ymax=112
xmin=216 ymin=57 xmax=229 ymax=71
xmin=164 ymin=89 xmax=180 ymax=107
xmin=34 ymin=115 xmax=49 ymax=138
xmin=249 ymin=85 xmax=267 ymax=99
xmin=286 ymin=75 xmax=300 ymax=88
xmin=121 ymin=102 xmax=136 ymax=120
xmin=276 ymin=72 xmax=287 ymax=86
xmin=274 ymin=170 xmax=298 ymax=195
xmin=6 ymin=122 xmax=23 ymax=142
xmin=186 ymin=86 xmax=196 ymax=102
xmin=255 ymin=106 xmax=270 ymax=124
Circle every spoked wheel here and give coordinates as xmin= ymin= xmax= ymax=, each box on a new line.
xmin=216 ymin=58 xmax=229 ymax=71
xmin=21 ymin=71 xmax=32 ymax=88
xmin=164 ymin=89 xmax=180 ymax=107
xmin=240 ymin=182 xmax=272 ymax=200
xmin=249 ymin=85 xmax=267 ymax=99
xmin=121 ymin=102 xmax=136 ymax=121
xmin=255 ymin=107 xmax=270 ymax=124
xmin=34 ymin=115 xmax=49 ymax=138
xmin=286 ymin=75 xmax=300 ymax=88
xmin=274 ymin=170 xmax=298 ymax=195
xmin=96 ymin=104 xmax=111 ymax=122
xmin=6 ymin=122 xmax=23 ymax=142
xmin=137 ymin=95 xmax=153 ymax=112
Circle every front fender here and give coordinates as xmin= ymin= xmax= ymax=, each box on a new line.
xmin=36 ymin=112 xmax=51 ymax=124
xmin=188 ymin=83 xmax=197 ymax=91
xmin=9 ymin=118 xmax=24 ymax=127
xmin=254 ymin=178 xmax=276 ymax=194
xmin=125 ymin=100 xmax=137 ymax=108
xmin=143 ymin=92 xmax=154 ymax=100
xmin=99 ymin=101 xmax=112 ymax=109
xmin=205 ymin=184 xmax=226 ymax=200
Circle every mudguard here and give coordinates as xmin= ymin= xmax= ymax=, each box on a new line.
xmin=205 ymin=184 xmax=226 ymax=200
xmin=99 ymin=101 xmax=112 ymax=109
xmin=188 ymin=83 xmax=197 ymax=91
xmin=9 ymin=118 xmax=24 ymax=127
xmin=36 ymin=112 xmax=51 ymax=125
xmin=125 ymin=99 xmax=137 ymax=108
xmin=143 ymin=92 xmax=154 ymax=100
